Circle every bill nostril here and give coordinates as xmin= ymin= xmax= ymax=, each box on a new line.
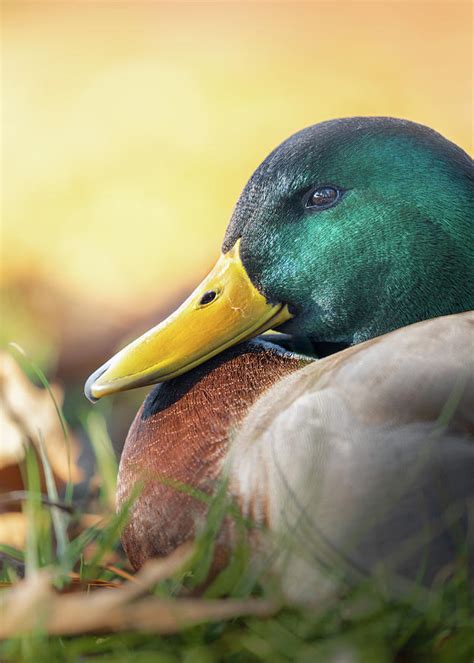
xmin=199 ymin=290 xmax=217 ymax=306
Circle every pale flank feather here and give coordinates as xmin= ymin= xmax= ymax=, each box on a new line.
xmin=228 ymin=312 xmax=474 ymax=604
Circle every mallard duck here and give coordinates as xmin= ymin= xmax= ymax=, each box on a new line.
xmin=85 ymin=117 xmax=473 ymax=603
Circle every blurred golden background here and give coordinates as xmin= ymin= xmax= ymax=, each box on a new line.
xmin=2 ymin=1 xmax=472 ymax=433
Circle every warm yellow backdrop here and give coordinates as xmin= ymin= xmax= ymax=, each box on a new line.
xmin=2 ymin=1 xmax=472 ymax=363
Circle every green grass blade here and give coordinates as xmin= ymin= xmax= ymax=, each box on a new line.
xmin=22 ymin=446 xmax=42 ymax=575
xmin=37 ymin=430 xmax=69 ymax=558
xmin=0 ymin=544 xmax=25 ymax=563
xmin=83 ymin=410 xmax=118 ymax=510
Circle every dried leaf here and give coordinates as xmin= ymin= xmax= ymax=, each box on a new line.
xmin=0 ymin=512 xmax=28 ymax=549
xmin=0 ymin=569 xmax=53 ymax=637
xmin=47 ymin=594 xmax=278 ymax=635
xmin=0 ymin=544 xmax=279 ymax=638
xmin=0 ymin=352 xmax=82 ymax=484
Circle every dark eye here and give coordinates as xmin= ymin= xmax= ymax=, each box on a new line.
xmin=305 ymin=186 xmax=340 ymax=210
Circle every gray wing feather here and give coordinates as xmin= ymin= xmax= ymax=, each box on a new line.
xmin=229 ymin=312 xmax=474 ymax=604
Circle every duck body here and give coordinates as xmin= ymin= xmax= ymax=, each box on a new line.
xmin=86 ymin=117 xmax=474 ymax=603
xmin=117 ymin=313 xmax=474 ymax=602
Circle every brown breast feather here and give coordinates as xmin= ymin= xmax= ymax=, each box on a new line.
xmin=116 ymin=340 xmax=309 ymax=570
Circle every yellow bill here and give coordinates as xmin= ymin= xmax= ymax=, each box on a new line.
xmin=85 ymin=240 xmax=292 ymax=401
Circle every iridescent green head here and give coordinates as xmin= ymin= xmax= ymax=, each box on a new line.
xmin=86 ymin=117 xmax=473 ymax=400
xmin=223 ymin=117 xmax=473 ymax=343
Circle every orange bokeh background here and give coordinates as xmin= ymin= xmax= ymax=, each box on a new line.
xmin=2 ymin=1 xmax=472 ymax=376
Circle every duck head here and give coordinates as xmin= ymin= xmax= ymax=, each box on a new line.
xmin=86 ymin=117 xmax=473 ymax=400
